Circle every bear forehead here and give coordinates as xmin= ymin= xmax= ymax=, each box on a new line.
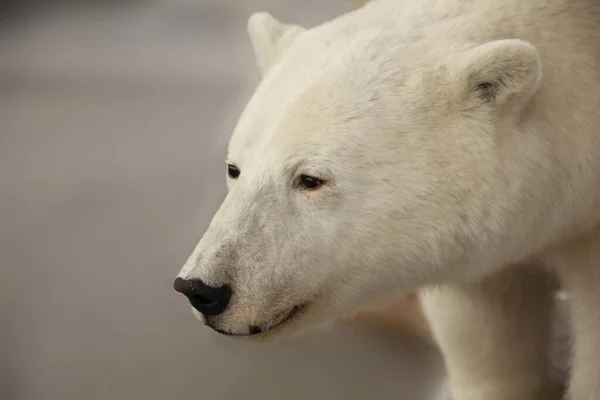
xmin=229 ymin=36 xmax=435 ymax=160
xmin=228 ymin=78 xmax=384 ymax=168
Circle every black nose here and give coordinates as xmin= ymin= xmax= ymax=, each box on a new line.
xmin=173 ymin=277 xmax=232 ymax=317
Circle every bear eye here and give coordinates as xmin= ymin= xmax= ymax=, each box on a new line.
xmin=299 ymin=174 xmax=324 ymax=190
xmin=227 ymin=164 xmax=240 ymax=179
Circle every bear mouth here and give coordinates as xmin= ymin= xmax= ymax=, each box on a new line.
xmin=209 ymin=304 xmax=306 ymax=337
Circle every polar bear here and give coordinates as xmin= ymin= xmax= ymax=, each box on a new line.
xmin=174 ymin=0 xmax=600 ymax=399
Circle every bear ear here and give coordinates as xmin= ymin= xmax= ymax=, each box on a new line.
xmin=247 ymin=12 xmax=306 ymax=76
xmin=449 ymin=39 xmax=541 ymax=109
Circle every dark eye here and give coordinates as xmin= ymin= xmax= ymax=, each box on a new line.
xmin=227 ymin=164 xmax=240 ymax=179
xmin=299 ymin=174 xmax=324 ymax=190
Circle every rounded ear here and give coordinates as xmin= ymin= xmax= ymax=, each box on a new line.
xmin=247 ymin=12 xmax=306 ymax=76
xmin=449 ymin=39 xmax=542 ymax=109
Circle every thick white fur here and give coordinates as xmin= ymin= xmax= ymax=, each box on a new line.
xmin=421 ymin=267 xmax=563 ymax=400
xmin=178 ymin=0 xmax=600 ymax=398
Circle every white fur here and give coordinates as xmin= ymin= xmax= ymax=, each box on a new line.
xmin=178 ymin=0 xmax=600 ymax=398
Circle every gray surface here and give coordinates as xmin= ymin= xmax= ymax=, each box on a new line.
xmin=0 ymin=2 xmax=448 ymax=400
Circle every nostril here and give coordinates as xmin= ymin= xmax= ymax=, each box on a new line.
xmin=173 ymin=277 xmax=232 ymax=317
xmin=193 ymin=295 xmax=217 ymax=306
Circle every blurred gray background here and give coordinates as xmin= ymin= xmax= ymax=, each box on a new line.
xmin=0 ymin=1 xmax=450 ymax=399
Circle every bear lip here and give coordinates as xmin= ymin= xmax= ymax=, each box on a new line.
xmin=210 ymin=304 xmax=305 ymax=337
xmin=270 ymin=304 xmax=303 ymax=330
